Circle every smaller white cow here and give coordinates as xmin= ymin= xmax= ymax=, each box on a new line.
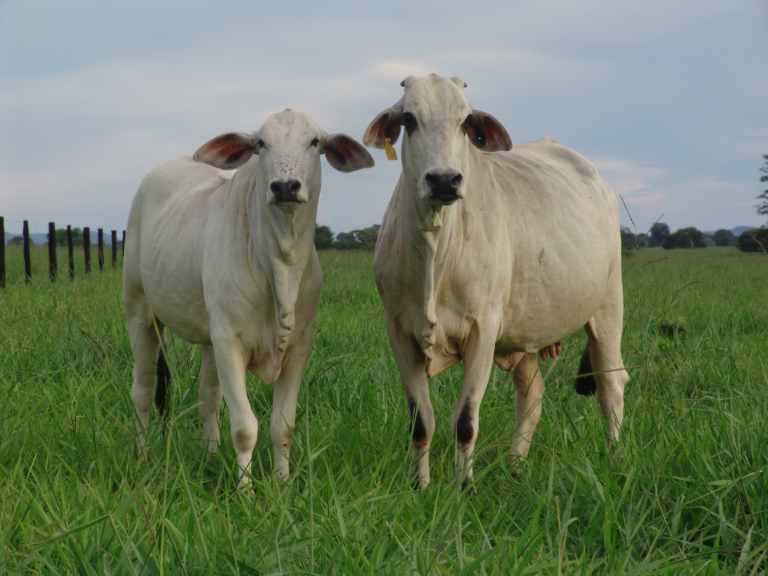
xmin=123 ymin=109 xmax=373 ymax=487
xmin=365 ymin=74 xmax=629 ymax=490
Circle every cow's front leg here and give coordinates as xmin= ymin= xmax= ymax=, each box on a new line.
xmin=450 ymin=325 xmax=496 ymax=492
xmin=211 ymin=337 xmax=258 ymax=489
xmin=387 ymin=319 xmax=434 ymax=489
xmin=509 ymin=352 xmax=545 ymax=476
xmin=198 ymin=344 xmax=222 ymax=452
xmin=270 ymin=334 xmax=312 ymax=482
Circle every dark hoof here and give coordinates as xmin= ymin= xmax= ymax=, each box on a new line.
xmin=461 ymin=482 xmax=477 ymax=497
xmin=510 ymin=467 xmax=524 ymax=480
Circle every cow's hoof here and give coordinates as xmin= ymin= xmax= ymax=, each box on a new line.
xmin=510 ymin=467 xmax=524 ymax=480
xmin=461 ymin=482 xmax=477 ymax=497
xmin=411 ymin=476 xmax=430 ymax=491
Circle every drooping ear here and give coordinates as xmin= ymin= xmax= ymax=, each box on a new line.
xmin=462 ymin=110 xmax=512 ymax=152
xmin=450 ymin=76 xmax=467 ymax=90
xmin=192 ymin=132 xmax=257 ymax=170
xmin=363 ymin=97 xmax=404 ymax=149
xmin=321 ymin=133 xmax=375 ymax=173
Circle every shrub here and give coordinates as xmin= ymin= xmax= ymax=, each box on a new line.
xmin=620 ymin=227 xmax=637 ymax=250
xmin=662 ymin=227 xmax=706 ymax=249
xmin=314 ymin=225 xmax=335 ymax=250
xmin=712 ymin=229 xmax=735 ymax=247
xmin=335 ymin=225 xmax=380 ymax=251
xmin=736 ymin=227 xmax=768 ymax=253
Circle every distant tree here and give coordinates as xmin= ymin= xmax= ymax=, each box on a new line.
xmin=650 ymin=222 xmax=670 ymax=247
xmin=662 ymin=227 xmax=706 ymax=249
xmin=620 ymin=227 xmax=636 ymax=250
xmin=712 ymin=229 xmax=735 ymax=247
xmin=756 ymin=154 xmax=768 ymax=222
xmin=55 ymin=227 xmax=83 ymax=247
xmin=314 ymin=224 xmax=334 ymax=250
xmin=8 ymin=236 xmax=28 ymax=246
xmin=736 ymin=227 xmax=768 ymax=254
xmin=335 ymin=224 xmax=380 ymax=251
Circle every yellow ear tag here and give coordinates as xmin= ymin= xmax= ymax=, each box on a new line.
xmin=384 ymin=137 xmax=398 ymax=161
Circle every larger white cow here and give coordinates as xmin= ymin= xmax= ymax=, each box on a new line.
xmin=124 ymin=109 xmax=373 ymax=487
xmin=364 ymin=74 xmax=629 ymax=490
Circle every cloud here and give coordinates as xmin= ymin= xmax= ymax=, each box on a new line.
xmin=593 ymin=157 xmax=666 ymax=205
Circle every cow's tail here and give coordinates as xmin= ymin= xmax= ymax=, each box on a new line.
xmin=575 ymin=341 xmax=597 ymax=396
xmin=155 ymin=347 xmax=171 ymax=415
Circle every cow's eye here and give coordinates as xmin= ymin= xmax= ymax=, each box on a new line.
xmin=310 ymin=137 xmax=320 ymax=147
xmin=256 ymin=139 xmax=265 ymax=149
xmin=403 ymin=112 xmax=418 ymax=136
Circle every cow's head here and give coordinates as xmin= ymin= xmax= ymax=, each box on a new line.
xmin=364 ymin=74 xmax=511 ymax=207
xmin=193 ymin=109 xmax=373 ymax=212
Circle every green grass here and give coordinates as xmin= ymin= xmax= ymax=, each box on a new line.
xmin=1 ymin=245 xmax=767 ymax=574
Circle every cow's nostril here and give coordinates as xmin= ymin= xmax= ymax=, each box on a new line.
xmin=270 ymin=181 xmax=285 ymax=194
xmin=451 ymin=174 xmax=462 ymax=188
xmin=289 ymin=180 xmax=301 ymax=193
xmin=425 ymin=174 xmax=439 ymax=189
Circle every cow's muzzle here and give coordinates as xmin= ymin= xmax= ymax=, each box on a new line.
xmin=270 ymin=179 xmax=305 ymax=204
xmin=425 ymin=171 xmax=463 ymax=205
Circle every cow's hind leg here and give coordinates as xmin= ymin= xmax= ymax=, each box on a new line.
xmin=198 ymin=344 xmax=222 ymax=452
xmin=127 ymin=311 xmax=166 ymax=451
xmin=583 ymin=272 xmax=630 ymax=440
xmin=508 ymin=352 xmax=545 ymax=476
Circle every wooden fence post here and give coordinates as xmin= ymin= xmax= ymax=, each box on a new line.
xmin=98 ymin=228 xmax=104 ymax=271
xmin=122 ymin=230 xmax=126 ymax=258
xmin=23 ymin=220 xmax=31 ymax=283
xmin=111 ymin=230 xmax=117 ymax=268
xmin=48 ymin=222 xmax=57 ymax=282
xmin=0 ymin=216 xmax=5 ymax=288
xmin=84 ymin=227 xmax=91 ymax=274
xmin=67 ymin=225 xmax=75 ymax=280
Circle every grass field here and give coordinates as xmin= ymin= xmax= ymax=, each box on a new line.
xmin=1 ymin=245 xmax=767 ymax=574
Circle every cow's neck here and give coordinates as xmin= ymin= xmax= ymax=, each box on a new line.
xmin=248 ymin=184 xmax=317 ymax=355
xmin=400 ymin=175 xmax=465 ymax=350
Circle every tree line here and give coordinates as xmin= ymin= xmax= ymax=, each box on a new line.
xmin=314 ymin=224 xmax=380 ymax=251
xmin=620 ymin=224 xmax=767 ymax=253
xmin=618 ymin=155 xmax=768 ymax=254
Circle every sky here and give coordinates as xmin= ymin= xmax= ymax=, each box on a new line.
xmin=1 ymin=0 xmax=767 ymax=237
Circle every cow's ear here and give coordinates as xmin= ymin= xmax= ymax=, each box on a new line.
xmin=193 ymin=132 xmax=257 ymax=170
xmin=363 ymin=99 xmax=404 ymax=149
xmin=322 ymin=133 xmax=375 ymax=173
xmin=462 ymin=110 xmax=512 ymax=152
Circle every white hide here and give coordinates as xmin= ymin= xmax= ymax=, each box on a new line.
xmin=123 ymin=109 xmax=373 ymax=487
xmin=366 ymin=74 xmax=629 ymax=489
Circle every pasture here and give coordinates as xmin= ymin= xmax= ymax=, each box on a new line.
xmin=1 ymin=245 xmax=767 ymax=574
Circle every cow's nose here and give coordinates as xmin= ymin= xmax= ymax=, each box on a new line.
xmin=270 ymin=179 xmax=303 ymax=203
xmin=425 ymin=171 xmax=463 ymax=203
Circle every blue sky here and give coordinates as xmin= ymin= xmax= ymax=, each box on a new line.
xmin=1 ymin=0 xmax=767 ymax=236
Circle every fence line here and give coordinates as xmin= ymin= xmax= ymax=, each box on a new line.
xmin=1 ymin=217 xmax=125 ymax=287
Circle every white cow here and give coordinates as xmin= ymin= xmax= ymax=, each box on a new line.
xmin=364 ymin=74 xmax=629 ymax=490
xmin=124 ymin=109 xmax=373 ymax=487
